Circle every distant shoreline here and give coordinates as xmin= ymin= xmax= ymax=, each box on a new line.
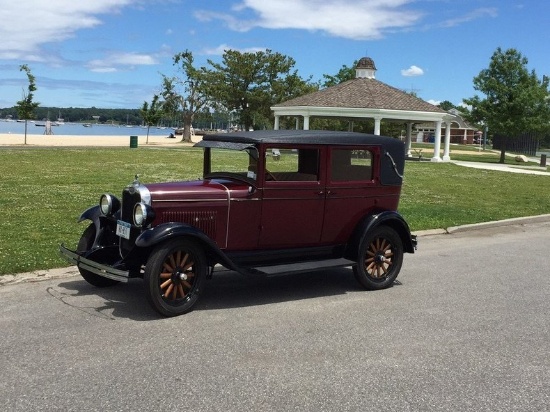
xmin=0 ymin=133 xmax=202 ymax=147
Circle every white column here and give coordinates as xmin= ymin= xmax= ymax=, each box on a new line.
xmin=431 ymin=120 xmax=442 ymax=162
xmin=463 ymin=129 xmax=467 ymax=144
xmin=303 ymin=115 xmax=310 ymax=130
xmin=405 ymin=122 xmax=413 ymax=157
xmin=374 ymin=117 xmax=381 ymax=135
xmin=274 ymin=115 xmax=280 ymax=130
xmin=295 ymin=117 xmax=300 ymax=130
xmin=442 ymin=122 xmax=452 ymax=161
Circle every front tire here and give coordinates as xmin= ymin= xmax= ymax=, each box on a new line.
xmin=353 ymin=226 xmax=403 ymax=290
xmin=77 ymin=224 xmax=120 ymax=287
xmin=144 ymin=239 xmax=207 ymax=317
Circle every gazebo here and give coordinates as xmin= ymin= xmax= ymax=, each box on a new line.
xmin=271 ymin=57 xmax=456 ymax=162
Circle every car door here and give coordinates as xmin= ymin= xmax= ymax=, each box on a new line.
xmin=321 ymin=146 xmax=380 ymax=243
xmin=259 ymin=146 xmax=326 ymax=248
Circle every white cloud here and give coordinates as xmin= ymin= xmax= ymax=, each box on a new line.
xmin=87 ymin=52 xmax=159 ymax=72
xmin=195 ymin=0 xmax=424 ymax=40
xmin=427 ymin=99 xmax=441 ymax=106
xmin=0 ymin=1 xmax=132 ymax=60
xmin=439 ymin=8 xmax=498 ymax=28
xmin=401 ymin=65 xmax=424 ymax=77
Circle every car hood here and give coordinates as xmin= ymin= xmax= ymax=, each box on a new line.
xmin=145 ymin=179 xmax=249 ymax=202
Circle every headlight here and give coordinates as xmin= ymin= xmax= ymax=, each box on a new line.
xmin=99 ymin=194 xmax=120 ymax=216
xmin=133 ymin=202 xmax=155 ymax=227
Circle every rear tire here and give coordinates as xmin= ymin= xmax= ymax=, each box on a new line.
xmin=144 ymin=239 xmax=207 ymax=317
xmin=77 ymin=224 xmax=120 ymax=287
xmin=353 ymin=226 xmax=403 ymax=290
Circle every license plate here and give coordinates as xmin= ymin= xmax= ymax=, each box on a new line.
xmin=116 ymin=220 xmax=131 ymax=239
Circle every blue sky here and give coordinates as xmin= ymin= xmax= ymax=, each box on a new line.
xmin=0 ymin=0 xmax=547 ymax=110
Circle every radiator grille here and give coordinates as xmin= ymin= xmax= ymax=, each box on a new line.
xmin=121 ymin=188 xmax=141 ymax=223
xmin=161 ymin=210 xmax=217 ymax=238
xmin=118 ymin=187 xmax=143 ymax=256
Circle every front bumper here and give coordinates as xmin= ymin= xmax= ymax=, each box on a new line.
xmin=59 ymin=244 xmax=130 ymax=283
xmin=411 ymin=234 xmax=418 ymax=250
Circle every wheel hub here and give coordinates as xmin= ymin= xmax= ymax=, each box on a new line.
xmin=171 ymin=268 xmax=188 ymax=283
xmin=375 ymin=253 xmax=386 ymax=264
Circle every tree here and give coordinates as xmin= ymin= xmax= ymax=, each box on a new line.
xmin=271 ymin=71 xmax=319 ymax=130
xmin=161 ymin=51 xmax=210 ymax=142
xmin=438 ymin=100 xmax=456 ymax=111
xmin=140 ymin=94 xmax=163 ymax=144
xmin=463 ymin=47 xmax=550 ymax=162
xmin=322 ymin=61 xmax=357 ymax=88
xmin=15 ymin=64 xmax=40 ymax=144
xmin=203 ymin=49 xmax=298 ymax=131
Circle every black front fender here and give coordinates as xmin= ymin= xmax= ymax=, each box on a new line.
xmin=79 ymin=205 xmax=101 ymax=223
xmin=77 ymin=206 xmax=121 ymax=246
xmin=135 ymin=223 xmax=241 ymax=272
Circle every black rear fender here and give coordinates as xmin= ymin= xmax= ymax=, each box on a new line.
xmin=345 ymin=211 xmax=416 ymax=260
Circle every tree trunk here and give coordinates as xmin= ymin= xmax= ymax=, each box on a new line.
xmin=180 ymin=113 xmax=194 ymax=143
xmin=179 ymin=124 xmax=192 ymax=143
xmin=499 ymin=137 xmax=507 ymax=163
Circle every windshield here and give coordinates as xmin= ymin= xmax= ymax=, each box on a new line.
xmin=205 ymin=147 xmax=259 ymax=182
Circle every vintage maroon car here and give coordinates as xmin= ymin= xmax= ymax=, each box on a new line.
xmin=60 ymin=130 xmax=417 ymax=316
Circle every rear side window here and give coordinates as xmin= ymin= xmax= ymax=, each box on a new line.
xmin=331 ymin=149 xmax=373 ymax=182
xmin=265 ymin=148 xmax=320 ymax=182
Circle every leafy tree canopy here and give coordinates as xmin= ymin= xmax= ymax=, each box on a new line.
xmin=437 ymin=100 xmax=456 ymax=111
xmin=15 ymin=64 xmax=39 ymax=121
xmin=15 ymin=64 xmax=40 ymax=144
xmin=140 ymin=94 xmax=163 ymax=143
xmin=203 ymin=49 xmax=312 ymax=131
xmin=322 ymin=61 xmax=357 ymax=88
xmin=161 ymin=50 xmax=211 ymax=142
xmin=463 ymin=47 xmax=550 ymax=161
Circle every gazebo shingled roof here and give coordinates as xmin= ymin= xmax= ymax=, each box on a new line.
xmin=271 ymin=56 xmax=455 ymax=162
xmin=273 ymin=77 xmax=446 ymax=113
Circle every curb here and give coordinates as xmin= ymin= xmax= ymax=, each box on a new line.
xmin=2 ymin=214 xmax=550 ymax=286
xmin=0 ymin=267 xmax=80 ymax=286
xmin=414 ymin=214 xmax=550 ymax=237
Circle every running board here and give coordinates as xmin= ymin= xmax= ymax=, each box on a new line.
xmin=215 ymin=258 xmax=354 ymax=277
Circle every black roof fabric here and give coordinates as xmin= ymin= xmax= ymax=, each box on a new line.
xmin=195 ymin=130 xmax=406 ymax=186
xmin=200 ymin=130 xmax=400 ymax=147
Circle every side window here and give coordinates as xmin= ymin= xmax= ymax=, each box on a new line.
xmin=265 ymin=147 xmax=319 ymax=182
xmin=331 ymin=149 xmax=373 ymax=182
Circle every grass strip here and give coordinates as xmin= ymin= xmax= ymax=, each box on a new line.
xmin=1 ymin=146 xmax=549 ymax=275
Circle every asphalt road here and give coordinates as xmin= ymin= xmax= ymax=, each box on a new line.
xmin=1 ymin=223 xmax=549 ymax=412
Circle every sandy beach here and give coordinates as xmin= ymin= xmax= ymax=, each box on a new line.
xmin=0 ymin=132 xmax=202 ymax=147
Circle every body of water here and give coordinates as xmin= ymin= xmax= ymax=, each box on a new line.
xmin=0 ymin=120 xmax=177 ymax=137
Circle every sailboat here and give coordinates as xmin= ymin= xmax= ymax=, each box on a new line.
xmin=126 ymin=114 xmax=133 ymax=128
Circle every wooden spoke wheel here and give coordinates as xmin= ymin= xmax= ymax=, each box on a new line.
xmin=353 ymin=226 xmax=403 ymax=290
xmin=144 ymin=239 xmax=207 ymax=316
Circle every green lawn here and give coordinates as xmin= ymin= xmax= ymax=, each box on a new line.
xmin=411 ymin=142 xmax=548 ymax=165
xmin=1 ymin=145 xmax=549 ymax=275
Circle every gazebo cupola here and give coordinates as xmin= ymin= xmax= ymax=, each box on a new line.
xmin=355 ymin=57 xmax=377 ymax=79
